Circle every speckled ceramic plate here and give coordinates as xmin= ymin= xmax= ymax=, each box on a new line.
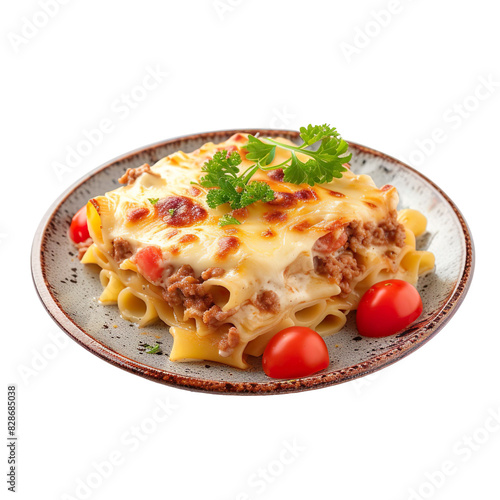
xmin=31 ymin=129 xmax=474 ymax=394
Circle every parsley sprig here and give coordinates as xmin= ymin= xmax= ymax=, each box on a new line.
xmin=200 ymin=150 xmax=274 ymax=211
xmin=198 ymin=124 xmax=350 ymax=225
xmin=245 ymin=124 xmax=351 ymax=185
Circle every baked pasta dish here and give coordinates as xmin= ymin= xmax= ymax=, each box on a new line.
xmin=76 ymin=127 xmax=435 ymax=370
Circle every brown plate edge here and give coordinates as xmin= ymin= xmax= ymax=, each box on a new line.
xmin=31 ymin=129 xmax=475 ymax=395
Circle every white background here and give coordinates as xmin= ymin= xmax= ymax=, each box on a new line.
xmin=2 ymin=1 xmax=499 ymax=499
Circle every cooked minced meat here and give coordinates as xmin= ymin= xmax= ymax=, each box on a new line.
xmin=253 ymin=290 xmax=280 ymax=314
xmin=76 ymin=237 xmax=93 ymax=261
xmin=202 ymin=305 xmax=233 ymax=326
xmin=162 ymin=264 xmax=234 ymax=327
xmin=314 ymin=212 xmax=406 ymax=294
xmin=347 ymin=210 xmax=406 ymax=252
xmin=112 ymin=237 xmax=133 ymax=263
xmin=218 ymin=326 xmax=240 ymax=354
xmin=313 ymin=252 xmax=364 ymax=295
xmin=118 ymin=163 xmax=160 ymax=185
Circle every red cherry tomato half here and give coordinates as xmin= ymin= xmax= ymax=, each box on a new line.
xmin=356 ymin=279 xmax=423 ymax=338
xmin=262 ymin=327 xmax=329 ymax=379
xmin=134 ymin=246 xmax=164 ymax=282
xmin=69 ymin=206 xmax=90 ymax=243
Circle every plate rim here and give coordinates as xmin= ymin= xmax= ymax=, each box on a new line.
xmin=31 ymin=129 xmax=475 ymax=395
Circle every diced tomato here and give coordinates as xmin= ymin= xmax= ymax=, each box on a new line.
xmin=69 ymin=206 xmax=90 ymax=243
xmin=313 ymin=230 xmax=347 ymax=254
xmin=134 ymin=246 xmax=164 ymax=282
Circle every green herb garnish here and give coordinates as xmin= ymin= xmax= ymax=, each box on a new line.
xmin=148 ymin=198 xmax=159 ymax=205
xmin=199 ymin=124 xmax=350 ymax=219
xmin=200 ymin=150 xmax=274 ymax=210
xmin=245 ymin=124 xmax=351 ymax=185
xmin=144 ymin=344 xmax=160 ymax=354
xmin=168 ymin=208 xmax=175 ymax=216
xmin=219 ymin=214 xmax=241 ymax=227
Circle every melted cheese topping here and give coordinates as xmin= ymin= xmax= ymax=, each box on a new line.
xmin=95 ymin=134 xmax=398 ymax=283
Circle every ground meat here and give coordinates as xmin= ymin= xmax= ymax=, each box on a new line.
xmin=314 ymin=252 xmax=364 ymax=295
xmin=76 ymin=237 xmax=93 ymax=260
xmin=112 ymin=237 xmax=133 ymax=263
xmin=381 ymin=213 xmax=406 ymax=247
xmin=163 ymin=265 xmax=202 ymax=305
xmin=200 ymin=267 xmax=225 ymax=280
xmin=385 ymin=250 xmax=399 ymax=273
xmin=162 ymin=264 xmax=234 ymax=327
xmin=227 ymin=326 xmax=239 ymax=347
xmin=202 ymin=305 xmax=233 ymax=326
xmin=253 ymin=290 xmax=280 ymax=314
xmin=313 ymin=211 xmax=405 ymax=294
xmin=218 ymin=327 xmax=240 ymax=354
xmin=347 ymin=210 xmax=405 ymax=252
xmin=118 ymin=163 xmax=159 ymax=185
